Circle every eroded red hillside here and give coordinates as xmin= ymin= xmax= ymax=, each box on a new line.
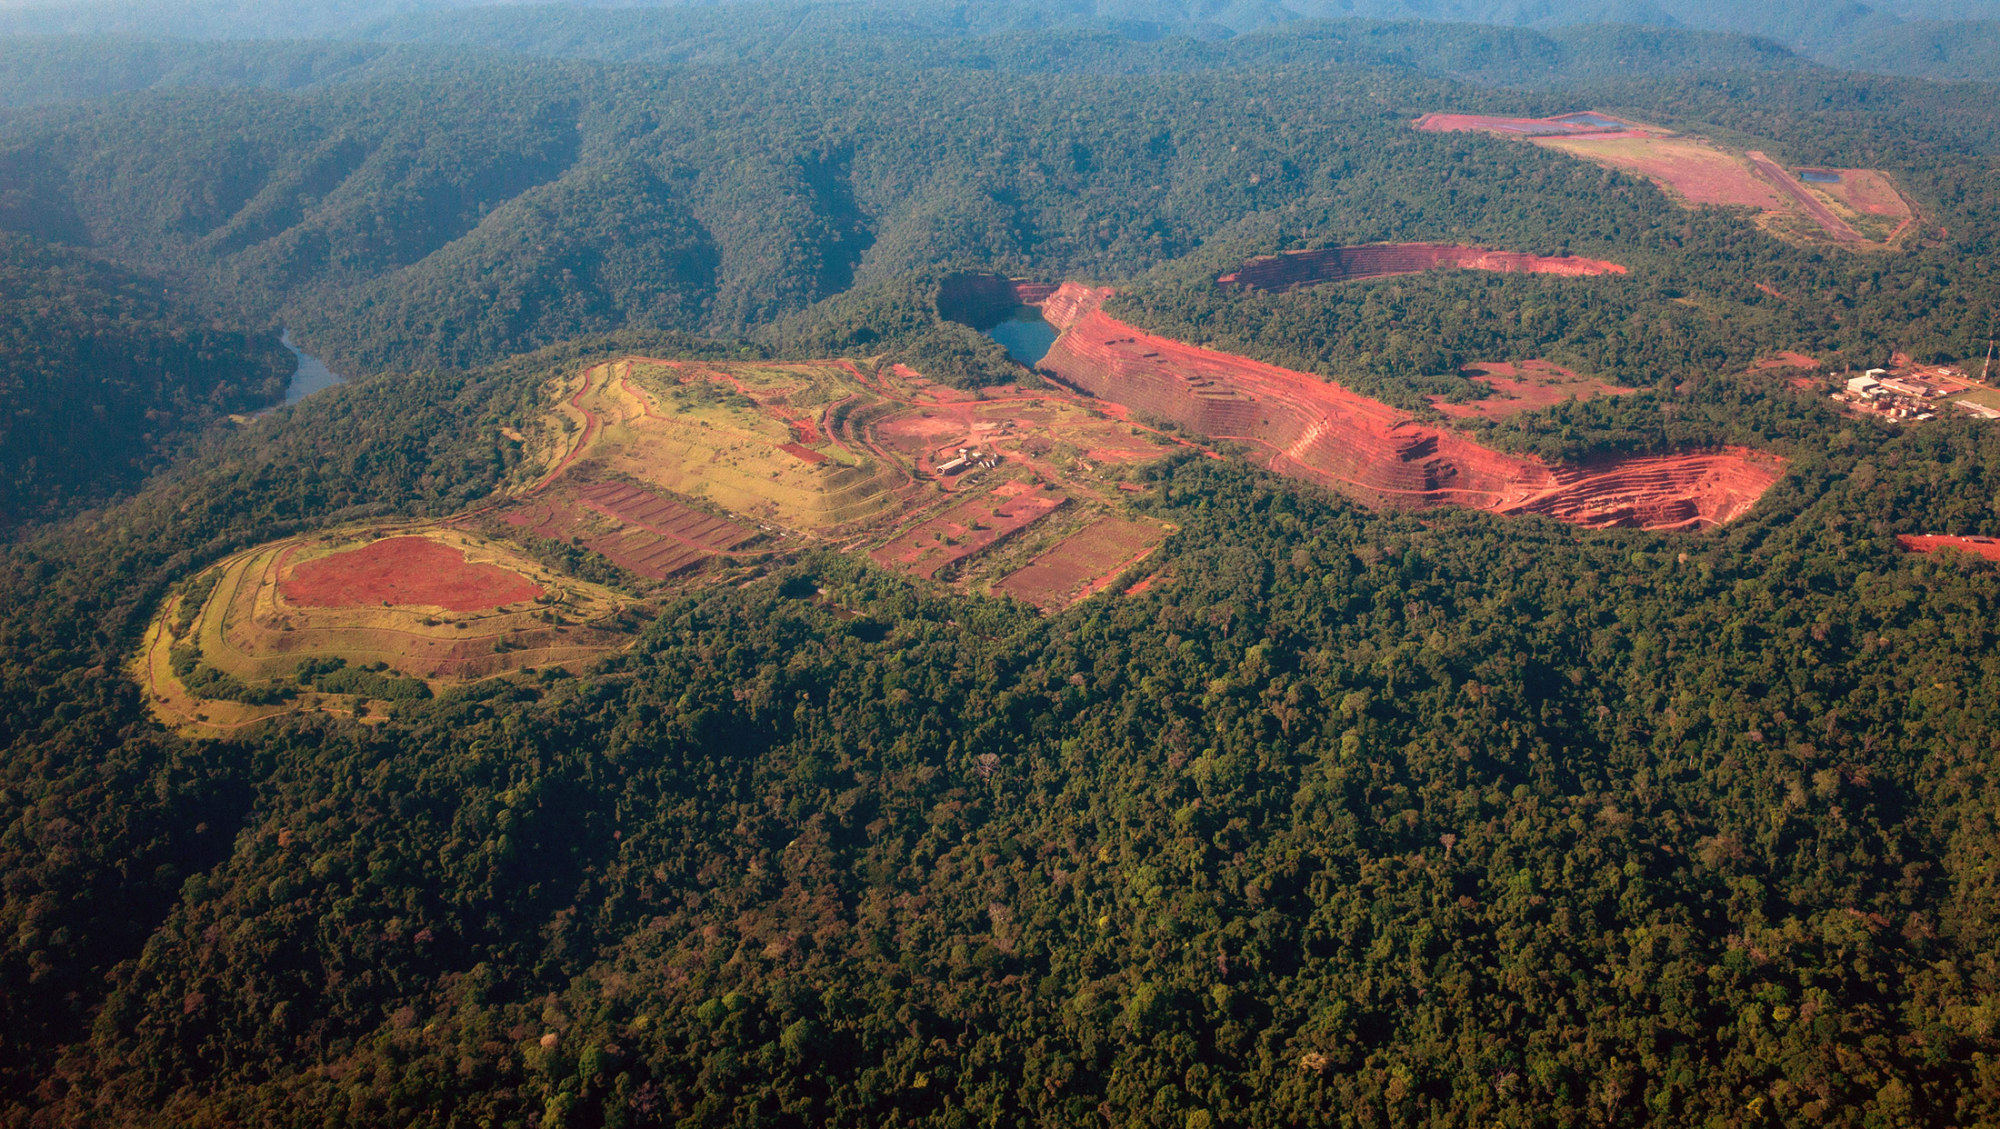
xmin=1218 ymin=243 xmax=1628 ymax=293
xmin=1036 ymin=284 xmax=1782 ymax=531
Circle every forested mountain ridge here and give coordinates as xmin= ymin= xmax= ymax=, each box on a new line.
xmin=0 ymin=18 xmax=1815 ymax=110
xmin=3 ymin=38 xmax=1999 ymax=389
xmin=0 ymin=0 xmax=1995 ymax=83
xmin=3 ymin=329 xmax=2000 ymax=1123
xmin=3 ymin=11 xmax=2000 ymax=1127
xmin=0 ymin=231 xmax=289 ymax=528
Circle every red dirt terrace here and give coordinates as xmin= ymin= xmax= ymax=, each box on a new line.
xmin=281 ymin=537 xmax=546 ymax=612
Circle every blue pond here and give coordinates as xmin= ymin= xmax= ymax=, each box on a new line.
xmin=279 ymin=333 xmax=345 ymax=404
xmin=1800 ymin=169 xmax=1843 ymax=184
xmin=982 ymin=307 xmax=1060 ymax=367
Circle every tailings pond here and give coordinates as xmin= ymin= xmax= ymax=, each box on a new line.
xmin=981 ymin=307 xmax=1060 ymax=367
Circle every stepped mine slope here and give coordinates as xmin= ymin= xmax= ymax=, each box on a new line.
xmin=1037 ymin=284 xmax=1783 ymax=531
xmin=1218 ymin=243 xmax=1627 ymax=292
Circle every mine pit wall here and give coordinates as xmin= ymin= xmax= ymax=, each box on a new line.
xmin=1040 ymin=296 xmax=1558 ymax=507
xmin=1218 ymin=244 xmax=1629 ymax=293
xmin=1504 ymin=453 xmax=1784 ymax=530
xmin=1035 ymin=283 xmax=1784 ymax=530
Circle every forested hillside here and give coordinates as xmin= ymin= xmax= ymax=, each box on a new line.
xmin=2 ymin=13 xmax=2000 ymax=1128
xmin=3 ymin=329 xmax=2000 ymax=1123
xmin=2 ymin=35 xmax=1998 ymax=384
xmin=1 ymin=0 xmax=1995 ymax=84
xmin=0 ymin=232 xmax=288 ymax=528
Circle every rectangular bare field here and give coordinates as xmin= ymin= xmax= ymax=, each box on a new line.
xmin=578 ymin=481 xmax=756 ymax=551
xmin=1538 ymin=136 xmax=1785 ymax=210
xmin=870 ymin=483 xmax=1066 ymax=580
xmin=502 ymin=482 xmax=755 ymax=580
xmin=1414 ymin=112 xmax=1644 ymax=138
xmin=1809 ymin=169 xmax=1911 ymax=218
xmin=997 ymin=516 xmax=1165 ymax=610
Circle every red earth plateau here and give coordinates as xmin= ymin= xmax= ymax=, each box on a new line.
xmin=280 ymin=537 xmax=546 ymax=612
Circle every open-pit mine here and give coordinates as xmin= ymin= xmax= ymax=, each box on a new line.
xmin=141 ymin=267 xmax=1792 ymax=731
xmin=141 ymin=350 xmax=1186 ymax=730
xmin=1035 ymin=282 xmax=1784 ymax=530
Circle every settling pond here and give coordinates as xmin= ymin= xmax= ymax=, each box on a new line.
xmin=980 ymin=307 xmax=1060 ymax=367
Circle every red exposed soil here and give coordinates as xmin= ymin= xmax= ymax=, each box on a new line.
xmin=503 ymin=481 xmax=755 ymax=580
xmin=281 ymin=537 xmax=544 ymax=612
xmin=1218 ymin=244 xmax=1627 ymax=292
xmin=1414 ymin=112 xmax=1649 ymax=139
xmin=1040 ymin=284 xmax=1115 ymax=331
xmin=580 ymin=481 xmax=755 ymax=551
xmin=1430 ymin=360 xmax=1633 ymax=421
xmin=1037 ymin=283 xmax=1785 ymax=531
xmin=1819 ymin=170 xmax=1911 ymax=218
xmin=997 ymin=516 xmax=1162 ymax=610
xmin=780 ymin=442 xmax=829 ymax=464
xmin=870 ymin=482 xmax=1066 ymax=580
xmin=868 ymin=394 xmax=1163 ymax=485
xmin=1583 ymin=147 xmax=1782 ymax=210
xmin=1897 ymin=534 xmax=2000 ymax=563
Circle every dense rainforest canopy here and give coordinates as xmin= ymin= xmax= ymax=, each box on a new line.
xmin=1 ymin=8 xmax=2000 ymax=1128
xmin=0 ymin=232 xmax=288 ymax=527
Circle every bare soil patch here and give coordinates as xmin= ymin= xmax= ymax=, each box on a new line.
xmin=282 ymin=537 xmax=544 ymax=612
xmin=997 ymin=516 xmax=1166 ymax=610
xmin=870 ymin=482 xmax=1067 ymax=580
xmin=1899 ymin=534 xmax=2000 ymax=563
xmin=1414 ymin=112 xmax=1648 ymax=139
xmin=1753 ymin=352 xmax=1820 ymax=371
xmin=1430 ymin=360 xmax=1634 ymax=420
xmin=1543 ymin=135 xmax=1784 ymax=209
